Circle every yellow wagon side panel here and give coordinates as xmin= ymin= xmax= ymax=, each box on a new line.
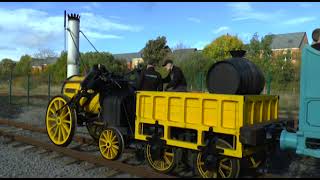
xmin=154 ymin=96 xmax=167 ymax=121
xmin=221 ymin=100 xmax=238 ymax=129
xmin=185 ymin=98 xmax=200 ymax=125
xmin=203 ymin=99 xmax=218 ymax=127
xmin=168 ymin=97 xmax=184 ymax=123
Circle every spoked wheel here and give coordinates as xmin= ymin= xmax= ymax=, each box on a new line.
xmin=145 ymin=144 xmax=177 ymax=174
xmin=99 ymin=127 xmax=124 ymax=160
xmin=45 ymin=95 xmax=76 ymax=147
xmin=195 ymin=139 xmax=241 ymax=178
xmin=86 ymin=121 xmax=104 ymax=142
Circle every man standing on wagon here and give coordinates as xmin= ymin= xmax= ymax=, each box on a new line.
xmin=137 ymin=59 xmax=163 ymax=91
xmin=162 ymin=58 xmax=187 ymax=92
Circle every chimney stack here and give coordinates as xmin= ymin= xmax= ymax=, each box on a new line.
xmin=67 ymin=13 xmax=80 ymax=78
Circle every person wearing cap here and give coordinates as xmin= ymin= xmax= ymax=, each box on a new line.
xmin=162 ymin=59 xmax=187 ymax=92
xmin=136 ymin=60 xmax=163 ymax=91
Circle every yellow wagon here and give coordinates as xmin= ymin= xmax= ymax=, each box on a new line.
xmin=135 ymin=91 xmax=283 ymax=178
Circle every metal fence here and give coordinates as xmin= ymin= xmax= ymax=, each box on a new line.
xmin=0 ymin=72 xmax=62 ymax=106
xmin=0 ymin=71 xmax=299 ymax=112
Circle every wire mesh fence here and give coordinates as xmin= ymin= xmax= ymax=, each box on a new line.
xmin=0 ymin=70 xmax=299 ymax=112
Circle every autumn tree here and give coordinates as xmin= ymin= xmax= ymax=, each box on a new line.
xmin=203 ymin=34 xmax=244 ymax=61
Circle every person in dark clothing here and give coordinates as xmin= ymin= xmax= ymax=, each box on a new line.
xmin=162 ymin=59 xmax=187 ymax=92
xmin=137 ymin=60 xmax=163 ymax=91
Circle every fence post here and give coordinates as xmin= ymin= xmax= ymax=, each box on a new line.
xmin=267 ymin=74 xmax=271 ymax=95
xmin=9 ymin=71 xmax=12 ymax=104
xmin=48 ymin=73 xmax=51 ymax=101
xmin=27 ymin=73 xmax=30 ymax=105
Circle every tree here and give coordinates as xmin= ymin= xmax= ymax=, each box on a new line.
xmin=0 ymin=58 xmax=16 ymax=75
xmin=33 ymin=48 xmax=58 ymax=59
xmin=203 ymin=34 xmax=244 ymax=61
xmin=141 ymin=36 xmax=172 ymax=65
xmin=14 ymin=55 xmax=32 ymax=76
xmin=246 ymin=32 xmax=260 ymax=59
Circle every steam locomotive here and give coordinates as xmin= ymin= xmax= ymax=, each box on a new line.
xmin=45 ymin=28 xmax=320 ymax=178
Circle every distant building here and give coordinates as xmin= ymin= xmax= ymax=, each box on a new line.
xmin=266 ymin=32 xmax=309 ymax=63
xmin=113 ymin=52 xmax=143 ymax=70
xmin=31 ymin=57 xmax=57 ymax=74
xmin=113 ymin=48 xmax=201 ymax=70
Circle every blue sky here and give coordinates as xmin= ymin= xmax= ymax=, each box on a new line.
xmin=0 ymin=2 xmax=319 ymax=61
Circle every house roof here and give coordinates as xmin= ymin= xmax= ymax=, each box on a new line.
xmin=31 ymin=57 xmax=58 ymax=66
xmin=173 ymin=48 xmax=197 ymax=54
xmin=267 ymin=32 xmax=307 ymax=49
xmin=113 ymin=52 xmax=142 ymax=62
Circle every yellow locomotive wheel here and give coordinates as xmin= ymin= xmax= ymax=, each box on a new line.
xmin=195 ymin=139 xmax=240 ymax=178
xmin=99 ymin=127 xmax=124 ymax=160
xmin=45 ymin=95 xmax=76 ymax=147
xmin=145 ymin=145 xmax=176 ymax=174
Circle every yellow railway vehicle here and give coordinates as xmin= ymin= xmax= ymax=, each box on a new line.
xmin=134 ymin=91 xmax=283 ymax=178
xmin=45 ymin=51 xmax=286 ymax=178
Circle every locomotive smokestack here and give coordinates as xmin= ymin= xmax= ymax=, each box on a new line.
xmin=67 ymin=13 xmax=80 ymax=78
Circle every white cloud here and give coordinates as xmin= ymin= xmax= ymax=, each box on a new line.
xmin=187 ymin=17 xmax=201 ymax=23
xmin=85 ymin=31 xmax=123 ymax=39
xmin=228 ymin=2 xmax=252 ymax=11
xmin=0 ymin=8 xmax=142 ymax=60
xmin=80 ymin=12 xmax=143 ymax=32
xmin=213 ymin=26 xmax=230 ymax=34
xmin=284 ymin=17 xmax=316 ymax=25
xmin=227 ymin=2 xmax=283 ymax=22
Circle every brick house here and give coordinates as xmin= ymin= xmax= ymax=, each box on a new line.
xmin=266 ymin=32 xmax=309 ymax=63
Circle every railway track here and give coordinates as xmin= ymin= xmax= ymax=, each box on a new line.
xmin=0 ymin=115 xmax=296 ymax=178
xmin=0 ymin=124 xmax=175 ymax=178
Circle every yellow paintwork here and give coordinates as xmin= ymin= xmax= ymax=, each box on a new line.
xmin=134 ymin=91 xmax=279 ymax=158
xmin=62 ymin=75 xmax=100 ymax=114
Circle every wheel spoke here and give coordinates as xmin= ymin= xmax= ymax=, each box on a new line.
xmin=54 ymin=101 xmax=59 ymax=111
xmin=112 ymin=145 xmax=119 ymax=150
xmin=49 ymin=109 xmax=56 ymax=115
xmin=57 ymin=126 xmax=61 ymax=141
xmin=60 ymin=125 xmax=67 ymax=140
xmin=47 ymin=117 xmax=56 ymax=122
xmin=163 ymin=155 xmax=171 ymax=165
xmin=111 ymin=134 xmax=116 ymax=141
xmin=48 ymin=123 xmax=57 ymax=131
xmin=61 ymin=122 xmax=70 ymax=132
xmin=102 ymin=147 xmax=107 ymax=154
xmin=219 ymin=168 xmax=227 ymax=178
xmin=53 ymin=125 xmax=59 ymax=138
xmin=220 ymin=163 xmax=232 ymax=171
xmin=165 ymin=152 xmax=174 ymax=157
xmin=111 ymin=147 xmax=118 ymax=156
xmin=100 ymin=138 xmax=108 ymax=144
xmin=61 ymin=112 xmax=70 ymax=121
